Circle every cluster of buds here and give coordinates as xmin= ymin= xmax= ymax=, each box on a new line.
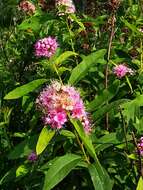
xmin=113 ymin=64 xmax=134 ymax=78
xmin=55 ymin=0 xmax=76 ymax=15
xmin=36 ymin=81 xmax=91 ymax=133
xmin=34 ymin=37 xmax=58 ymax=58
xmin=137 ymin=137 xmax=143 ymax=156
xmin=18 ymin=0 xmax=36 ymax=14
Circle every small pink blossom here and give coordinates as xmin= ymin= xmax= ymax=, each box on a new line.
xmin=34 ymin=37 xmax=58 ymax=58
xmin=36 ymin=81 xmax=91 ymax=133
xmin=19 ymin=1 xmax=36 ymax=14
xmin=56 ymin=0 xmax=76 ymax=15
xmin=113 ymin=64 xmax=134 ymax=78
xmin=137 ymin=137 xmax=143 ymax=156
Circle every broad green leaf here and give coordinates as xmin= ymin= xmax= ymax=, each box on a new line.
xmin=88 ymin=163 xmax=113 ymax=190
xmin=4 ymin=79 xmax=47 ymax=99
xmin=55 ymin=51 xmax=78 ymax=65
xmin=69 ymin=49 xmax=106 ymax=85
xmin=43 ymin=154 xmax=81 ymax=190
xmin=60 ymin=129 xmax=75 ymax=139
xmin=92 ymin=99 xmax=128 ymax=121
xmin=88 ymin=80 xmax=120 ymax=112
xmin=16 ymin=164 xmax=29 ymax=178
xmin=70 ymin=118 xmax=96 ymax=160
xmin=8 ymin=135 xmax=38 ymax=159
xmin=18 ymin=17 xmax=40 ymax=32
xmin=136 ymin=177 xmax=143 ymax=190
xmin=36 ymin=127 xmax=55 ymax=155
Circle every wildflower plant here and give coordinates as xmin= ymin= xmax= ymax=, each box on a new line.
xmin=1 ymin=0 xmax=143 ymax=190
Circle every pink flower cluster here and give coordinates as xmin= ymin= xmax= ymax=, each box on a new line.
xmin=138 ymin=137 xmax=143 ymax=156
xmin=34 ymin=37 xmax=58 ymax=58
xmin=113 ymin=64 xmax=134 ymax=78
xmin=56 ymin=0 xmax=76 ymax=14
xmin=36 ymin=81 xmax=91 ymax=133
xmin=19 ymin=0 xmax=36 ymax=14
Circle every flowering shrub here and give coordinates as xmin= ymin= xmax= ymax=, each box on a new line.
xmin=1 ymin=0 xmax=143 ymax=190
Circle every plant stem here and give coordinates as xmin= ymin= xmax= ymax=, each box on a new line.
xmin=140 ymin=39 xmax=143 ymax=73
xmin=53 ymin=63 xmax=63 ymax=85
xmin=119 ymin=107 xmax=129 ymax=152
xmin=131 ymin=131 xmax=143 ymax=177
xmin=74 ymin=130 xmax=90 ymax=164
xmin=66 ymin=18 xmax=78 ymax=65
xmin=105 ymin=14 xmax=116 ymax=130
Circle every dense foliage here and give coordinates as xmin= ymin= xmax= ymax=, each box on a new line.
xmin=1 ymin=0 xmax=143 ymax=189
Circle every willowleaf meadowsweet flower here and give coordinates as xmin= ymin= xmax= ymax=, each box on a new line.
xmin=34 ymin=37 xmax=58 ymax=58
xmin=19 ymin=0 xmax=36 ymax=14
xmin=36 ymin=81 xmax=91 ymax=133
xmin=56 ymin=0 xmax=76 ymax=15
xmin=113 ymin=64 xmax=134 ymax=78
xmin=137 ymin=137 xmax=143 ymax=156
xmin=27 ymin=152 xmax=38 ymax=162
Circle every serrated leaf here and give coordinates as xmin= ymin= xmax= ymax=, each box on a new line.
xmin=4 ymin=79 xmax=47 ymax=99
xmin=36 ymin=127 xmax=55 ymax=155
xmin=69 ymin=49 xmax=106 ymax=85
xmin=43 ymin=154 xmax=81 ymax=190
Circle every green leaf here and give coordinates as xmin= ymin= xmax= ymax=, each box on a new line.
xmin=60 ymin=129 xmax=75 ymax=139
xmin=55 ymin=51 xmax=78 ymax=65
xmin=16 ymin=164 xmax=29 ymax=178
xmin=4 ymin=79 xmax=47 ymax=99
xmin=136 ymin=177 xmax=143 ymax=190
xmin=43 ymin=154 xmax=81 ymax=190
xmin=92 ymin=99 xmax=128 ymax=121
xmin=121 ymin=95 xmax=143 ymax=123
xmin=69 ymin=49 xmax=106 ymax=85
xmin=18 ymin=17 xmax=41 ymax=32
xmin=88 ymin=163 xmax=113 ymax=190
xmin=36 ymin=127 xmax=55 ymax=155
xmin=70 ymin=118 xmax=96 ymax=160
xmin=88 ymin=80 xmax=120 ymax=112
xmin=8 ymin=135 xmax=38 ymax=159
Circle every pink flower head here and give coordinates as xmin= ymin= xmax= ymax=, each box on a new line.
xmin=36 ymin=81 xmax=91 ymax=133
xmin=113 ymin=64 xmax=134 ymax=78
xmin=56 ymin=0 xmax=76 ymax=15
xmin=137 ymin=137 xmax=143 ymax=156
xmin=19 ymin=1 xmax=36 ymax=14
xmin=27 ymin=152 xmax=38 ymax=162
xmin=34 ymin=37 xmax=58 ymax=58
